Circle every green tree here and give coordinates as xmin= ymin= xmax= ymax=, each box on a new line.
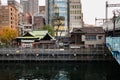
xmin=41 ymin=25 xmax=54 ymax=36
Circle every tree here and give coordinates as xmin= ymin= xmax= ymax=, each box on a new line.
xmin=53 ymin=16 xmax=65 ymax=37
xmin=41 ymin=25 xmax=54 ymax=36
xmin=0 ymin=27 xmax=18 ymax=44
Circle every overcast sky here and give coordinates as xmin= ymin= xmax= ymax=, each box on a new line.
xmin=1 ymin=0 xmax=120 ymax=25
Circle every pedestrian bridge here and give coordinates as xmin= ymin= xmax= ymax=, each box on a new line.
xmin=106 ymin=37 xmax=120 ymax=65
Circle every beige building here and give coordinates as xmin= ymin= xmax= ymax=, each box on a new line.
xmin=70 ymin=27 xmax=105 ymax=48
xmin=69 ymin=0 xmax=83 ymax=30
xmin=33 ymin=15 xmax=45 ymax=30
xmin=39 ymin=6 xmax=45 ymax=14
xmin=0 ymin=4 xmax=18 ymax=28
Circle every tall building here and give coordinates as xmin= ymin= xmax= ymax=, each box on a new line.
xmin=0 ymin=0 xmax=1 ymax=5
xmin=8 ymin=0 xmax=23 ymax=13
xmin=20 ymin=0 xmax=38 ymax=15
xmin=46 ymin=0 xmax=69 ymax=36
xmin=28 ymin=0 xmax=38 ymax=15
xmin=0 ymin=5 xmax=18 ymax=28
xmin=20 ymin=0 xmax=29 ymax=14
xmin=69 ymin=0 xmax=83 ymax=29
xmin=8 ymin=0 xmax=24 ymax=36
xmin=8 ymin=0 xmax=23 ymax=24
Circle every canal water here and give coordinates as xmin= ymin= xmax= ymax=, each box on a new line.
xmin=0 ymin=61 xmax=119 ymax=80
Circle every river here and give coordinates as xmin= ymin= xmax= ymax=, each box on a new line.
xmin=0 ymin=61 xmax=119 ymax=80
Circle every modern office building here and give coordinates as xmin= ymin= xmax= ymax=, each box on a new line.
xmin=20 ymin=0 xmax=29 ymax=14
xmin=28 ymin=0 xmax=39 ymax=15
xmin=0 ymin=5 xmax=18 ymax=28
xmin=46 ymin=0 xmax=69 ymax=36
xmin=46 ymin=0 xmax=83 ymax=36
xmin=69 ymin=0 xmax=83 ymax=29
xmin=20 ymin=0 xmax=38 ymax=15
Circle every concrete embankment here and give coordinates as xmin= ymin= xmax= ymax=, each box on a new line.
xmin=0 ymin=46 xmax=114 ymax=61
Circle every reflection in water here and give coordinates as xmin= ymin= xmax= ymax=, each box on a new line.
xmin=0 ymin=61 xmax=119 ymax=80
xmin=53 ymin=71 xmax=69 ymax=80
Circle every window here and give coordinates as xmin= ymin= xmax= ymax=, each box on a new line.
xmin=85 ymin=35 xmax=96 ymax=40
xmin=98 ymin=36 xmax=103 ymax=39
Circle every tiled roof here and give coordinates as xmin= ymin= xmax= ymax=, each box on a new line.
xmin=17 ymin=30 xmax=53 ymax=40
xmin=29 ymin=31 xmax=48 ymax=39
xmin=80 ymin=27 xmax=105 ymax=34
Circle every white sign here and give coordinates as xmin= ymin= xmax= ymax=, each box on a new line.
xmin=21 ymin=40 xmax=34 ymax=42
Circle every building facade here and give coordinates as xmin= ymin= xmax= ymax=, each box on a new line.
xmin=16 ymin=31 xmax=54 ymax=48
xmin=0 ymin=5 xmax=18 ymax=28
xmin=28 ymin=0 xmax=38 ymax=15
xmin=70 ymin=27 xmax=105 ymax=48
xmin=8 ymin=0 xmax=23 ymax=20
xmin=39 ymin=6 xmax=45 ymax=18
xmin=20 ymin=0 xmax=38 ymax=15
xmin=46 ymin=0 xmax=69 ymax=36
xmin=33 ymin=15 xmax=45 ymax=30
xmin=20 ymin=0 xmax=29 ymax=14
xmin=69 ymin=0 xmax=83 ymax=29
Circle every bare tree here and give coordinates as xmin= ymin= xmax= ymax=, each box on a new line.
xmin=53 ymin=16 xmax=65 ymax=37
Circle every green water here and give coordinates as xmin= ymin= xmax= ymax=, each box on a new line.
xmin=0 ymin=61 xmax=119 ymax=80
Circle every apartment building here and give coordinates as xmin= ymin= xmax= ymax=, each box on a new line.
xmin=0 ymin=4 xmax=18 ymax=28
xmin=69 ymin=0 xmax=83 ymax=29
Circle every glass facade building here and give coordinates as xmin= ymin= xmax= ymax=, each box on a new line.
xmin=46 ymin=0 xmax=69 ymax=36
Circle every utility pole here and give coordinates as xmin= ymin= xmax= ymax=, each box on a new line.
xmin=105 ymin=1 xmax=120 ymax=22
xmin=112 ymin=11 xmax=116 ymax=37
xmin=67 ymin=0 xmax=70 ymax=36
xmin=106 ymin=1 xmax=108 ymax=22
xmin=105 ymin=2 xmax=120 ymax=36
